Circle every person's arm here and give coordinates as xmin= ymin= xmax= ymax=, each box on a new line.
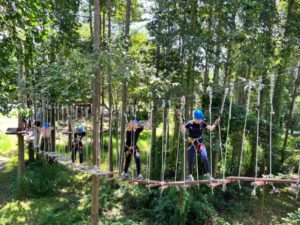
xmin=206 ymin=117 xmax=220 ymax=131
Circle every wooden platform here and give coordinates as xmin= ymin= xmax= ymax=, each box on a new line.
xmin=144 ymin=176 xmax=300 ymax=190
xmin=38 ymin=151 xmax=118 ymax=177
xmin=6 ymin=128 xmax=26 ymax=135
xmin=131 ymin=179 xmax=162 ymax=186
xmin=226 ymin=176 xmax=299 ymax=184
xmin=146 ymin=179 xmax=223 ymax=189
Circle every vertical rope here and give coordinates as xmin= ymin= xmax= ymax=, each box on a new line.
xmin=119 ymin=111 xmax=127 ymax=174
xmin=162 ymin=100 xmax=170 ymax=182
xmin=85 ymin=106 xmax=88 ymax=119
xmin=208 ymin=88 xmax=213 ymax=179
xmin=296 ymin=159 xmax=300 ymax=199
xmin=175 ymin=119 xmax=180 ymax=182
xmin=194 ymin=93 xmax=199 ymax=184
xmin=76 ymin=106 xmax=78 ymax=120
xmin=108 ymin=104 xmax=113 ymax=171
xmin=269 ymin=74 xmax=275 ymax=176
xmin=115 ymin=107 xmax=120 ymax=172
xmin=148 ymin=102 xmax=154 ymax=181
xmin=255 ymin=76 xmax=263 ymax=181
xmin=161 ymin=100 xmax=166 ymax=182
xmin=222 ymin=83 xmax=234 ymax=191
xmin=219 ymin=88 xmax=229 ymax=177
xmin=180 ymin=96 xmax=186 ymax=184
xmin=238 ymin=80 xmax=253 ymax=188
xmin=130 ymin=103 xmax=138 ymax=180
xmin=145 ymin=105 xmax=150 ymax=180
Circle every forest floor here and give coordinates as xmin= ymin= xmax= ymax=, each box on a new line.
xmin=0 ymin=117 xmax=300 ymax=225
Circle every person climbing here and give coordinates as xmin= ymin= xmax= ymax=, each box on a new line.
xmin=72 ymin=125 xmax=85 ymax=164
xmin=181 ymin=109 xmax=220 ymax=181
xmin=123 ymin=116 xmax=150 ymax=180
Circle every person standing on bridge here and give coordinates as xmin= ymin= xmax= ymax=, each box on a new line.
xmin=181 ymin=109 xmax=220 ymax=181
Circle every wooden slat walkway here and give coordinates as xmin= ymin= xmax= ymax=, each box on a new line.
xmin=39 ymin=151 xmax=118 ymax=177
xmin=144 ymin=176 xmax=300 ymax=190
xmin=226 ymin=176 xmax=299 ymax=184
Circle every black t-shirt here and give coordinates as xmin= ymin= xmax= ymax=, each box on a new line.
xmin=185 ymin=120 xmax=208 ymax=139
xmin=125 ymin=127 xmax=144 ymax=147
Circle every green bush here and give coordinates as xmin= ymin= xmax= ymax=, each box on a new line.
xmin=13 ymin=160 xmax=73 ymax=199
xmin=282 ymin=208 xmax=300 ymax=225
xmin=154 ymin=187 xmax=190 ymax=225
xmin=186 ymin=189 xmax=215 ymax=225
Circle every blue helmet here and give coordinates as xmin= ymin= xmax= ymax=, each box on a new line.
xmin=193 ymin=109 xmax=204 ymax=120
xmin=76 ymin=125 xmax=84 ymax=133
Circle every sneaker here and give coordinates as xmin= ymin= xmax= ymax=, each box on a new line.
xmin=185 ymin=175 xmax=194 ymax=182
xmin=137 ymin=174 xmax=144 ymax=180
xmin=122 ymin=173 xmax=129 ymax=179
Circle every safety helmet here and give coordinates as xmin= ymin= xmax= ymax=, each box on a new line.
xmin=76 ymin=125 xmax=84 ymax=133
xmin=193 ymin=109 xmax=204 ymax=120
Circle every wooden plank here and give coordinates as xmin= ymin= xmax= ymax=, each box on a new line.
xmin=146 ymin=179 xmax=222 ymax=189
xmin=251 ymin=181 xmax=265 ymax=187
xmin=209 ymin=179 xmax=233 ymax=188
xmin=165 ymin=179 xmax=220 ymax=186
xmin=146 ymin=181 xmax=167 ymax=189
xmin=5 ymin=128 xmax=25 ymax=135
xmin=131 ymin=179 xmax=161 ymax=185
xmin=226 ymin=176 xmax=298 ymax=184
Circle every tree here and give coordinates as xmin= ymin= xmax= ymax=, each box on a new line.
xmin=91 ymin=0 xmax=101 ymax=224
xmin=119 ymin=0 xmax=131 ymax=175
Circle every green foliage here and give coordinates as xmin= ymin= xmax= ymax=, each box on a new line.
xmin=13 ymin=160 xmax=73 ymax=200
xmin=282 ymin=208 xmax=300 ymax=225
xmin=154 ymin=188 xmax=190 ymax=225
xmin=186 ymin=188 xmax=215 ymax=225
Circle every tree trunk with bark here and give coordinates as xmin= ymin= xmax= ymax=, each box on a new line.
xmin=91 ymin=0 xmax=101 ymax=224
xmin=119 ymin=0 xmax=131 ymax=175
xmin=17 ymin=43 xmax=25 ymax=180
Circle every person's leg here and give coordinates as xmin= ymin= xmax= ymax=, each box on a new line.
xmin=79 ymin=143 xmax=83 ymax=163
xmin=124 ymin=147 xmax=131 ymax=173
xmin=79 ymin=149 xmax=83 ymax=164
xmin=187 ymin=145 xmax=196 ymax=175
xmin=71 ymin=147 xmax=75 ymax=163
xmin=199 ymin=144 xmax=211 ymax=174
xmin=134 ymin=149 xmax=141 ymax=176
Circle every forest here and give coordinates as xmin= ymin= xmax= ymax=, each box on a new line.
xmin=0 ymin=0 xmax=300 ymax=224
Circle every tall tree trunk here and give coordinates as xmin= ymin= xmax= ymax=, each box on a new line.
xmin=102 ymin=11 xmax=105 ymax=41
xmin=273 ymin=0 xmax=296 ymax=129
xmin=213 ymin=0 xmax=223 ymax=87
xmin=273 ymin=0 xmax=298 ymax=163
xmin=119 ymin=0 xmax=131 ymax=174
xmin=91 ymin=0 xmax=101 ymax=224
xmin=119 ymin=80 xmax=128 ymax=174
xmin=282 ymin=64 xmax=300 ymax=158
xmin=108 ymin=0 xmax=111 ymax=39
xmin=108 ymin=0 xmax=113 ymax=174
xmin=203 ymin=3 xmax=213 ymax=92
xmin=89 ymin=0 xmax=93 ymax=39
xmin=125 ymin=0 xmax=131 ymax=40
xmin=17 ymin=43 xmax=25 ymax=180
